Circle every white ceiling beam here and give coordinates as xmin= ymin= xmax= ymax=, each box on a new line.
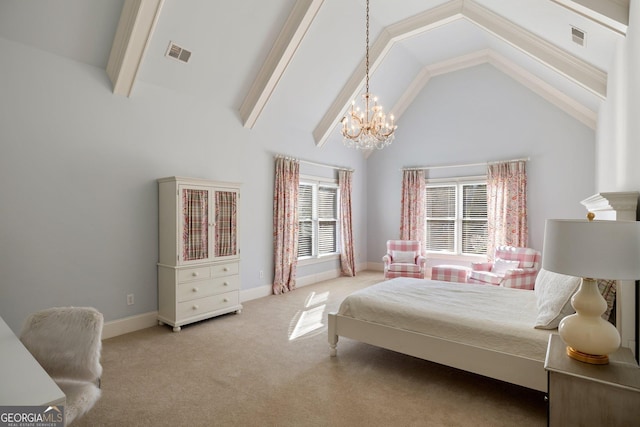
xmin=463 ymin=1 xmax=607 ymax=98
xmin=239 ymin=0 xmax=324 ymax=129
xmin=106 ymin=0 xmax=164 ymax=97
xmin=550 ymin=0 xmax=629 ymax=34
xmin=313 ymin=0 xmax=607 ymax=147
xmin=487 ymin=51 xmax=597 ymax=129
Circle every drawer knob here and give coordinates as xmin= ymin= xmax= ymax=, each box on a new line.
xmin=192 ymin=305 xmax=199 ymax=310
xmin=223 ymin=282 xmax=229 ymax=286
xmin=223 ymin=298 xmax=229 ymax=303
xmin=192 ymin=272 xmax=199 ymax=277
xmin=192 ymin=287 xmax=199 ymax=292
xmin=223 ymin=267 xmax=229 ymax=272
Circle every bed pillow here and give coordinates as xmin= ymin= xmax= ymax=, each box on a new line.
xmin=491 ymin=258 xmax=520 ymax=275
xmin=392 ymin=250 xmax=416 ymax=263
xmin=534 ymin=268 xmax=581 ymax=329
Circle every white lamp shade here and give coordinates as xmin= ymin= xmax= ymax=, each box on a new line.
xmin=542 ymin=219 xmax=640 ymax=280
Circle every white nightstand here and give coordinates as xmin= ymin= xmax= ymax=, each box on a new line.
xmin=544 ymin=334 xmax=640 ymax=426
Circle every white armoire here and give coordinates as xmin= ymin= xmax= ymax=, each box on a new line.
xmin=157 ymin=176 xmax=242 ymax=331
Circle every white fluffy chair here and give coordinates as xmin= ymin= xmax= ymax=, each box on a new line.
xmin=20 ymin=307 xmax=103 ymax=425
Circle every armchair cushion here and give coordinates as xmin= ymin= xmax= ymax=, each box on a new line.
xmin=491 ymin=259 xmax=520 ymax=274
xmin=392 ymin=250 xmax=416 ymax=263
xmin=389 ymin=262 xmax=422 ymax=273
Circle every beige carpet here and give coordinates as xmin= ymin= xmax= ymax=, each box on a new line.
xmin=74 ymin=271 xmax=546 ymax=426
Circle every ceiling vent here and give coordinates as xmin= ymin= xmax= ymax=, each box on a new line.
xmin=166 ymin=42 xmax=192 ymax=63
xmin=571 ymin=26 xmax=586 ymax=47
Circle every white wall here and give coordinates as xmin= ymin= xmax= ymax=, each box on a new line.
xmin=0 ymin=36 xmax=368 ymax=332
xmin=366 ymin=64 xmax=596 ymax=264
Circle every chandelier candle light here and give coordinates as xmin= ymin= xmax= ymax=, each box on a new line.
xmin=341 ymin=0 xmax=397 ymax=150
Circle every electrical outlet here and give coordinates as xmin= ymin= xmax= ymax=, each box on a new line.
xmin=259 ymin=270 xmax=264 ymax=279
xmin=127 ymin=294 xmax=134 ymax=306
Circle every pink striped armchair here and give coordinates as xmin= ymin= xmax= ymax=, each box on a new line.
xmin=468 ymin=245 xmax=541 ymax=290
xmin=382 ymin=240 xmax=426 ymax=279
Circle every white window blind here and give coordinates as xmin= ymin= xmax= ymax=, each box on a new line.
xmin=425 ymin=185 xmax=456 ymax=252
xmin=461 ymin=183 xmax=487 ymax=255
xmin=298 ymin=183 xmax=314 ymax=258
xmin=318 ymin=186 xmax=337 ymax=255
xmin=425 ymin=180 xmax=487 ymax=255
xmin=298 ymin=180 xmax=339 ymax=259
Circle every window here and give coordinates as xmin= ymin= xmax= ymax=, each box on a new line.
xmin=298 ymin=178 xmax=339 ymax=259
xmin=425 ymin=179 xmax=487 ymax=255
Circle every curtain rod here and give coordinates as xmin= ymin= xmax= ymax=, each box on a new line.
xmin=274 ymin=154 xmax=354 ymax=172
xmin=402 ymin=157 xmax=530 ymax=171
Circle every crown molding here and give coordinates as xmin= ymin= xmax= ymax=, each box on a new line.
xmin=106 ymin=0 xmax=164 ymax=97
xmin=391 ymin=50 xmax=489 ymax=119
xmin=239 ymin=0 xmax=324 ymax=129
xmin=390 ymin=49 xmax=596 ymax=130
xmin=581 ymin=191 xmax=640 ymax=214
xmin=313 ymin=0 xmax=607 ymax=147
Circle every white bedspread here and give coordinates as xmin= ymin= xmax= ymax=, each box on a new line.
xmin=337 ymin=277 xmax=553 ymax=361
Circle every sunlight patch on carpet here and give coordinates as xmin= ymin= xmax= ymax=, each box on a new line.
xmin=288 ymin=291 xmax=330 ymax=340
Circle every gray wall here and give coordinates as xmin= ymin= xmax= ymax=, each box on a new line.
xmin=0 ymin=36 xmax=367 ymax=332
xmin=0 ymin=43 xmax=597 ymax=334
xmin=366 ymin=64 xmax=595 ymax=263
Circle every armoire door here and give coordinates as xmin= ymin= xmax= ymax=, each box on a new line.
xmin=214 ymin=189 xmax=238 ymax=258
xmin=180 ymin=185 xmax=211 ymax=264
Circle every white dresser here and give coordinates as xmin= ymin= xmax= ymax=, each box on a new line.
xmin=157 ymin=177 xmax=242 ymax=332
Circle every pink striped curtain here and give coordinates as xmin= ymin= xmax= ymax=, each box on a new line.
xmin=273 ymin=157 xmax=299 ymax=294
xmin=399 ymin=170 xmax=426 ymax=249
xmin=339 ymin=170 xmax=356 ymax=277
xmin=486 ymin=160 xmax=528 ymax=259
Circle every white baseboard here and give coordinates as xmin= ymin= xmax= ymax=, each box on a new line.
xmin=104 ymin=264 xmax=370 ymax=339
xmin=368 ymin=262 xmax=383 ymax=272
xmin=102 ymin=311 xmax=158 ymax=340
xmin=240 ymin=285 xmax=272 ymax=301
xmin=240 ymin=269 xmax=344 ymax=302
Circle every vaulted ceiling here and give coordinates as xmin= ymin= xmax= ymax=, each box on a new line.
xmin=0 ymin=0 xmax=629 ymax=148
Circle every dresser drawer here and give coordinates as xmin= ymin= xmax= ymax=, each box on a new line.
xmin=211 ymin=262 xmax=239 ymax=277
xmin=178 ymin=266 xmax=211 ymax=283
xmin=176 ymin=276 xmax=240 ymax=302
xmin=177 ymin=291 xmax=240 ymax=318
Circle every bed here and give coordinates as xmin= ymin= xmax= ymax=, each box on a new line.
xmin=327 ymin=273 xmax=588 ymax=393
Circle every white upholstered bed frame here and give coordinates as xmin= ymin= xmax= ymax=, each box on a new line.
xmin=328 ymin=310 xmax=548 ymax=392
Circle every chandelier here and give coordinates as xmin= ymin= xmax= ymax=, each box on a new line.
xmin=340 ymin=0 xmax=397 ymax=150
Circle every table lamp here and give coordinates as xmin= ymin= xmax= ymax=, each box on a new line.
xmin=542 ymin=214 xmax=640 ymax=364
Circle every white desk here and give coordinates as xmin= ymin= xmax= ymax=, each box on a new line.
xmin=0 ymin=315 xmax=66 ymax=406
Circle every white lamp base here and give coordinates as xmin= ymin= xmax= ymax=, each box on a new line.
xmin=558 ymin=277 xmax=620 ymax=364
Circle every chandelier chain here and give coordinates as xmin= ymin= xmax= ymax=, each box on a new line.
xmin=339 ymin=0 xmax=397 ymax=150
xmin=365 ymin=0 xmax=369 ymax=96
